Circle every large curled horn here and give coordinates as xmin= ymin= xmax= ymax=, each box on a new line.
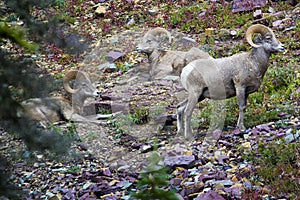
xmin=63 ymin=70 xmax=88 ymax=94
xmin=246 ymin=24 xmax=275 ymax=48
xmin=145 ymin=27 xmax=172 ymax=43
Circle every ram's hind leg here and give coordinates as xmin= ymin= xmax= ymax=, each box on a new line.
xmin=177 ymin=99 xmax=188 ymax=135
xmin=184 ymin=91 xmax=200 ymax=139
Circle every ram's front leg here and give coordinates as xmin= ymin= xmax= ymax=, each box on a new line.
xmin=236 ymin=87 xmax=248 ymax=131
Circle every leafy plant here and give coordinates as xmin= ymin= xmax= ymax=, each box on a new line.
xmin=98 ymin=107 xmax=112 ymax=115
xmin=243 ymin=140 xmax=300 ymax=199
xmin=132 ymin=152 xmax=178 ymax=200
xmin=66 ymin=165 xmax=81 ymax=174
xmin=111 ymin=114 xmax=133 ymax=136
xmin=116 ymin=61 xmax=132 ymax=73
xmin=130 ymin=106 xmax=149 ymax=124
xmin=148 ymin=102 xmax=168 ymax=119
xmin=54 ymin=0 xmax=66 ymax=8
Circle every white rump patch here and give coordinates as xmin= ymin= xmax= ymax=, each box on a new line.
xmin=181 ymin=61 xmax=197 ymax=89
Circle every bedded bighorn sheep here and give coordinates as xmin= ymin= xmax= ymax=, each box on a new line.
xmin=136 ymin=27 xmax=211 ymax=79
xmin=20 ymin=70 xmax=100 ymax=126
xmin=177 ymin=24 xmax=285 ymax=138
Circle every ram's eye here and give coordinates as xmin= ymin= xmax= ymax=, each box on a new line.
xmin=265 ymin=35 xmax=272 ymax=41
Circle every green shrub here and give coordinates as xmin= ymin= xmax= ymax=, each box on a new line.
xmin=130 ymin=106 xmax=149 ymax=124
xmin=132 ymin=152 xmax=178 ymax=200
xmin=243 ymin=140 xmax=300 ymax=198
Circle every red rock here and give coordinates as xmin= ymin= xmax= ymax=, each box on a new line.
xmin=196 ymin=190 xmax=226 ymax=200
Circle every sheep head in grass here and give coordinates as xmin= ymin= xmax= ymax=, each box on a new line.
xmin=63 ymin=70 xmax=99 ymax=114
xmin=136 ymin=27 xmax=211 ymax=79
xmin=20 ymin=70 xmax=100 ymax=126
xmin=136 ymin=27 xmax=172 ymax=55
xmin=177 ymin=24 xmax=284 ymax=139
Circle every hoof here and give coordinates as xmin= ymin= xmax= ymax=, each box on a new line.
xmin=184 ymin=132 xmax=194 ymax=140
xmin=238 ymin=124 xmax=246 ymax=132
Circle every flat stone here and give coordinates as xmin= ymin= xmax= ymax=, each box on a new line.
xmin=164 ymin=155 xmax=195 ymax=168
xmin=196 ymin=190 xmax=226 ymax=200
xmin=98 ymin=62 xmax=116 ymax=71
xmin=95 ymin=5 xmax=106 ymax=15
xmin=197 ymin=174 xmax=216 ymax=182
xmin=230 ymin=30 xmax=237 ymax=36
xmin=209 ymin=179 xmax=235 ymax=187
xmin=253 ymin=9 xmax=262 ymax=18
xmin=106 ymin=51 xmax=124 ymax=63
xmin=140 ymin=144 xmax=152 ymax=153
xmin=148 ymin=9 xmax=157 ymax=15
xmin=162 ymin=75 xmax=180 ymax=81
xmin=181 ymin=37 xmax=197 ymax=44
xmin=273 ymin=20 xmax=283 ymax=28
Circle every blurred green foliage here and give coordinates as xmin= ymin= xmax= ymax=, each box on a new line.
xmin=132 ymin=152 xmax=178 ymax=200
xmin=244 ymin=140 xmax=300 ymax=198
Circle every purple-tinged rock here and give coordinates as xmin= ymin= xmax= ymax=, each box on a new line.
xmin=106 ymin=51 xmax=124 ymax=63
xmin=256 ymin=124 xmax=270 ymax=132
xmin=212 ymin=129 xmax=223 ymax=140
xmin=250 ymin=128 xmax=259 ymax=136
xmin=93 ymin=176 xmax=103 ymax=183
xmin=232 ymin=128 xmax=243 ymax=136
xmin=276 ymin=130 xmax=286 ymax=138
xmin=223 ymin=186 xmax=242 ymax=199
xmin=232 ymin=0 xmax=267 ymax=13
xmin=273 ymin=20 xmax=283 ymax=28
xmin=159 ymin=79 xmax=173 ymax=87
xmin=216 ymin=155 xmax=229 ymax=164
xmin=196 ymin=190 xmax=226 ymax=200
xmin=63 ymin=190 xmax=76 ymax=200
xmin=99 ymin=94 xmax=121 ymax=101
xmin=198 ymin=11 xmax=206 ymax=18
xmin=198 ymin=174 xmax=216 ymax=182
xmin=253 ymin=9 xmax=262 ymax=18
xmin=218 ymin=140 xmax=233 ymax=147
xmin=59 ymin=188 xmax=69 ymax=194
xmin=170 ymin=177 xmax=182 ymax=186
xmin=164 ymin=155 xmax=195 ymax=168
xmin=183 ymin=182 xmax=204 ymax=196
xmin=79 ymin=193 xmax=88 ymax=200
xmin=102 ymin=168 xmax=112 ymax=177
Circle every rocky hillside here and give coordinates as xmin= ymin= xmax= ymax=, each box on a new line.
xmin=0 ymin=0 xmax=299 ymax=200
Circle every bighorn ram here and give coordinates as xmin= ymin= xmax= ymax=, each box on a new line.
xmin=177 ymin=24 xmax=285 ymax=138
xmin=136 ymin=27 xmax=211 ymax=79
xmin=20 ymin=70 xmax=100 ymax=126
